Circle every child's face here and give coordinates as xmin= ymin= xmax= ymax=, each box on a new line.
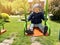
xmin=33 ymin=7 xmax=40 ymax=13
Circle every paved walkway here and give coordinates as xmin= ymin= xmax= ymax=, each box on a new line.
xmin=0 ymin=38 xmax=14 ymax=45
xmin=0 ymin=32 xmax=43 ymax=45
xmin=0 ymin=33 xmax=16 ymax=45
xmin=31 ymin=37 xmax=42 ymax=45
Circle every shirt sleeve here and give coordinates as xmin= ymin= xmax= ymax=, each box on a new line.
xmin=28 ymin=12 xmax=33 ymax=21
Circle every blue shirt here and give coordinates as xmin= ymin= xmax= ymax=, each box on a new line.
xmin=28 ymin=12 xmax=44 ymax=24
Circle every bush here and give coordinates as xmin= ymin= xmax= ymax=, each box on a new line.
xmin=0 ymin=13 xmax=10 ymax=22
xmin=49 ymin=0 xmax=60 ymax=20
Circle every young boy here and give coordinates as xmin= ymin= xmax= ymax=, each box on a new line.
xmin=28 ymin=4 xmax=44 ymax=33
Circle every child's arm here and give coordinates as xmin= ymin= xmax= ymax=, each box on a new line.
xmin=28 ymin=13 xmax=33 ymax=21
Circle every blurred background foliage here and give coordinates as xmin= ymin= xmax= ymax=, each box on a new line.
xmin=0 ymin=0 xmax=29 ymax=15
xmin=49 ymin=0 xmax=60 ymax=20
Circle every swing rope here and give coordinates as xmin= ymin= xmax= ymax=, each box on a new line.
xmin=44 ymin=0 xmax=51 ymax=35
xmin=45 ymin=0 xmax=48 ymax=25
xmin=24 ymin=3 xmax=28 ymax=35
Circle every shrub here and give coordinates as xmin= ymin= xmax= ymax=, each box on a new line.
xmin=0 ymin=13 xmax=10 ymax=22
xmin=49 ymin=0 xmax=60 ymax=20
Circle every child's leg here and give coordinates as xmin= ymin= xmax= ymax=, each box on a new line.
xmin=37 ymin=24 xmax=44 ymax=32
xmin=30 ymin=24 xmax=34 ymax=31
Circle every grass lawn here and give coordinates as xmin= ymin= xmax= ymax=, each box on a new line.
xmin=0 ymin=17 xmax=60 ymax=45
xmin=37 ymin=19 xmax=60 ymax=45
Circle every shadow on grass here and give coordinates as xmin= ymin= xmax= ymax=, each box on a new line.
xmin=49 ymin=16 xmax=60 ymax=23
xmin=50 ymin=20 xmax=60 ymax=23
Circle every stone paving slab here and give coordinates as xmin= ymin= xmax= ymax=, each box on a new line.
xmin=0 ymin=33 xmax=15 ymax=45
xmin=31 ymin=41 xmax=42 ymax=45
xmin=31 ymin=37 xmax=42 ymax=45
xmin=0 ymin=39 xmax=14 ymax=45
xmin=0 ymin=43 xmax=9 ymax=45
xmin=3 ymin=39 xmax=13 ymax=44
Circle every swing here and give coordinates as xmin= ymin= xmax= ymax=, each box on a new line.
xmin=24 ymin=21 xmax=50 ymax=36
xmin=24 ymin=24 xmax=49 ymax=36
xmin=0 ymin=19 xmax=6 ymax=35
xmin=23 ymin=0 xmax=51 ymax=36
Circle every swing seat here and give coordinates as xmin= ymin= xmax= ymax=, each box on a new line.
xmin=25 ymin=25 xmax=48 ymax=36
xmin=0 ymin=29 xmax=6 ymax=35
xmin=33 ymin=27 xmax=48 ymax=36
xmin=33 ymin=27 xmax=44 ymax=36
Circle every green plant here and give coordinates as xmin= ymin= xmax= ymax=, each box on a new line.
xmin=49 ymin=0 xmax=60 ymax=20
xmin=0 ymin=13 xmax=10 ymax=22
